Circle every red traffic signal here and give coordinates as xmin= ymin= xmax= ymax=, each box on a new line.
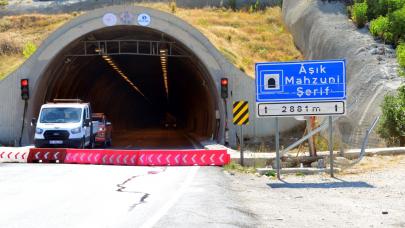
xmin=221 ymin=78 xmax=228 ymax=99
xmin=21 ymin=79 xmax=28 ymax=87
xmin=221 ymin=78 xmax=228 ymax=86
xmin=20 ymin=79 xmax=29 ymax=100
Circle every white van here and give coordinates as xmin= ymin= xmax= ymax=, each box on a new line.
xmin=32 ymin=99 xmax=97 ymax=148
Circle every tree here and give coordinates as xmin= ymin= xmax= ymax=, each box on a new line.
xmin=388 ymin=6 xmax=405 ymax=44
xmin=352 ymin=2 xmax=368 ymax=28
xmin=377 ymin=86 xmax=405 ymax=146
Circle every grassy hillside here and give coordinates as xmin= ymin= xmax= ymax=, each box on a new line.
xmin=0 ymin=3 xmax=302 ymax=80
xmin=0 ymin=13 xmax=75 ymax=79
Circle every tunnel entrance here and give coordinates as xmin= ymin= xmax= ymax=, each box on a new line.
xmin=34 ymin=26 xmax=219 ymax=148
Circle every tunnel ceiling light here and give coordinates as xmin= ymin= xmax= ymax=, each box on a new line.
xmin=101 ymin=55 xmax=151 ymax=103
xmin=160 ymin=49 xmax=169 ymax=100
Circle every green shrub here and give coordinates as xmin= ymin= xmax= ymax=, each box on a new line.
xmin=377 ymin=86 xmax=405 ymax=146
xmin=388 ymin=6 xmax=405 ymax=44
xmin=0 ymin=0 xmax=8 ymax=7
xmin=249 ymin=0 xmax=260 ymax=13
xmin=352 ymin=2 xmax=368 ymax=28
xmin=366 ymin=0 xmax=405 ymax=19
xmin=22 ymin=41 xmax=37 ymax=59
xmin=169 ymin=0 xmax=176 ymax=13
xmin=366 ymin=0 xmax=382 ymax=19
xmin=397 ymin=43 xmax=405 ymax=68
xmin=370 ymin=16 xmax=390 ymax=39
xmin=228 ymin=0 xmax=237 ymax=11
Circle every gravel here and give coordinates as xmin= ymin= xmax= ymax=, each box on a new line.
xmin=226 ymin=156 xmax=405 ymax=227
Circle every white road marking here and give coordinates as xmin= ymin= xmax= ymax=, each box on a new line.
xmin=140 ymin=166 xmax=200 ymax=228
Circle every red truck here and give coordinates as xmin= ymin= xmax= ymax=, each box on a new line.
xmin=92 ymin=113 xmax=112 ymax=147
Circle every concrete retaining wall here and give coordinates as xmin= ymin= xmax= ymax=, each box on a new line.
xmin=282 ymin=0 xmax=404 ymax=147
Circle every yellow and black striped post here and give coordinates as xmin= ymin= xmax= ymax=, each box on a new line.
xmin=233 ymin=101 xmax=249 ymax=125
xmin=233 ymin=100 xmax=249 ymax=166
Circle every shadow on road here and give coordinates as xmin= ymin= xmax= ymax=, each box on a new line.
xmin=267 ymin=180 xmax=374 ymax=189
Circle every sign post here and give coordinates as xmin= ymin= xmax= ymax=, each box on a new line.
xmin=233 ymin=101 xmax=249 ymax=166
xmin=329 ymin=116 xmax=334 ymax=177
xmin=255 ymin=60 xmax=346 ymax=178
xmin=275 ymin=117 xmax=281 ymax=179
xmin=240 ymin=126 xmax=244 ymax=166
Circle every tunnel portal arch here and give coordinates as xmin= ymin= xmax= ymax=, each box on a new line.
xmin=21 ymin=5 xmax=230 ymax=145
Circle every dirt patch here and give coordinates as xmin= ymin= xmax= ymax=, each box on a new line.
xmin=341 ymin=154 xmax=405 ymax=175
xmin=226 ymin=155 xmax=405 ymax=227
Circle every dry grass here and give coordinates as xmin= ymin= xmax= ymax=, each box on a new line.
xmin=137 ymin=2 xmax=302 ymax=76
xmin=342 ymin=154 xmax=405 ymax=175
xmin=0 ymin=13 xmax=75 ymax=78
xmin=0 ymin=4 xmax=302 ymax=79
xmin=0 ymin=55 xmax=24 ymax=80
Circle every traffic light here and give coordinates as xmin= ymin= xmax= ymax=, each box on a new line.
xmin=20 ymin=79 xmax=29 ymax=100
xmin=221 ymin=78 xmax=228 ymax=99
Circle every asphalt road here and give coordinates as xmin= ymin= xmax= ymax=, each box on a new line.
xmin=0 ymin=163 xmax=257 ymax=228
xmin=112 ymin=129 xmax=200 ymax=149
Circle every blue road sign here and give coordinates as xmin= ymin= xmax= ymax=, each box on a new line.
xmin=256 ymin=60 xmax=346 ymax=102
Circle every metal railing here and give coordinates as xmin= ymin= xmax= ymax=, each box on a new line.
xmin=66 ymin=39 xmax=190 ymax=58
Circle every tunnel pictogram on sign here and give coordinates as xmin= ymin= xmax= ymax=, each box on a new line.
xmin=233 ymin=101 xmax=249 ymax=125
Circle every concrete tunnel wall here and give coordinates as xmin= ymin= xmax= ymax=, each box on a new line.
xmin=0 ymin=5 xmax=301 ymax=146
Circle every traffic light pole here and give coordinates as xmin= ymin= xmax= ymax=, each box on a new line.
xmin=18 ymin=100 xmax=28 ymax=146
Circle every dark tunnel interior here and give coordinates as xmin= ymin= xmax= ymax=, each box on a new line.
xmin=34 ymin=26 xmax=218 ymax=147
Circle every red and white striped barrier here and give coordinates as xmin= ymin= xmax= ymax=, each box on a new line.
xmin=64 ymin=149 xmax=138 ymax=166
xmin=137 ymin=150 xmax=230 ymax=166
xmin=0 ymin=147 xmax=30 ymax=163
xmin=0 ymin=147 xmax=230 ymax=166
xmin=27 ymin=148 xmax=66 ymax=163
xmin=63 ymin=149 xmax=230 ymax=166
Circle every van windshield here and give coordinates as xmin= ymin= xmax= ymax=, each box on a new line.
xmin=40 ymin=108 xmax=82 ymax=123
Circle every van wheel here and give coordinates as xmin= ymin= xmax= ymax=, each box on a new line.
xmin=80 ymin=136 xmax=85 ymax=149
xmin=88 ymin=137 xmax=95 ymax=149
xmin=107 ymin=136 xmax=112 ymax=147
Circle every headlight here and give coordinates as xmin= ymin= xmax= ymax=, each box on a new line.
xmin=99 ymin=127 xmax=105 ymax=131
xmin=35 ymin=128 xmax=43 ymax=134
xmin=71 ymin=127 xmax=81 ymax=134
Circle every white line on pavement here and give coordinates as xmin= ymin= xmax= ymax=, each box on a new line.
xmin=140 ymin=166 xmax=200 ymax=228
